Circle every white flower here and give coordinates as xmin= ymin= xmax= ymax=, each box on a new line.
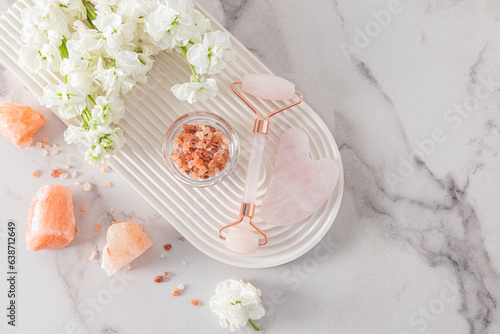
xmin=40 ymin=82 xmax=88 ymax=119
xmin=209 ymin=279 xmax=265 ymax=332
xmin=187 ymin=31 xmax=233 ymax=75
xmin=91 ymin=0 xmax=119 ymax=13
xmin=189 ymin=9 xmax=211 ymax=43
xmin=143 ymin=1 xmax=207 ymax=50
xmin=171 ymin=78 xmax=218 ymax=104
xmin=56 ymin=0 xmax=85 ymax=20
xmin=115 ymin=51 xmax=151 ymax=92
xmin=91 ymin=96 xmax=125 ymax=124
xmin=64 ymin=124 xmax=88 ymax=144
xmin=40 ymin=43 xmax=64 ymax=71
xmin=84 ymin=124 xmax=125 ymax=165
xmin=19 ymin=45 xmax=43 ymax=73
xmin=143 ymin=4 xmax=180 ymax=50
xmin=93 ymin=57 xmax=125 ymax=94
xmin=118 ymin=0 xmax=156 ymax=24
xmin=60 ymin=45 xmax=91 ymax=76
xmin=94 ymin=13 xmax=135 ymax=56
xmin=66 ymin=71 xmax=93 ymax=96
xmin=71 ymin=20 xmax=104 ymax=53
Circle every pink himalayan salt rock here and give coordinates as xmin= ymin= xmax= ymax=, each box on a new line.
xmin=101 ymin=222 xmax=152 ymax=276
xmin=0 ymin=103 xmax=45 ymax=148
xmin=261 ymin=128 xmax=339 ymax=226
xmin=27 ymin=184 xmax=75 ymax=251
xmin=226 ymin=229 xmax=259 ymax=254
xmin=242 ymin=73 xmax=295 ymax=100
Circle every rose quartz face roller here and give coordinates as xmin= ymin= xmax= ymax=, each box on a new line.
xmin=218 ymin=73 xmax=303 ymax=254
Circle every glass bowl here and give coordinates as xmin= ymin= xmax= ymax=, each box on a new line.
xmin=162 ymin=112 xmax=240 ymax=188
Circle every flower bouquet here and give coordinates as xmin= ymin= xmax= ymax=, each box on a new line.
xmin=19 ymin=0 xmax=233 ymax=165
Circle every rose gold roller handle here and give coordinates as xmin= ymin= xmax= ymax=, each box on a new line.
xmin=219 ymin=75 xmax=303 ymax=254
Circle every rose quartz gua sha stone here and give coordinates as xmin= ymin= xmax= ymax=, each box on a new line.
xmin=260 ymin=128 xmax=339 ymax=226
xmin=221 ymin=74 xmax=303 ymax=254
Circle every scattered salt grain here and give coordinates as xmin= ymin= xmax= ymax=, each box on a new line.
xmin=154 ymin=276 xmax=164 ymax=283
xmin=74 ymin=181 xmax=80 ymax=185
xmin=83 ymin=182 xmax=92 ymax=191
xmin=52 ymin=143 xmax=57 ymax=147
xmin=80 ymin=206 xmax=86 ymax=212
xmin=31 ymin=170 xmax=38 ymax=178
xmin=160 ymin=252 xmax=167 ymax=259
xmin=51 ymin=169 xmax=62 ymax=177
xmin=105 ymin=182 xmax=112 ymax=188
xmin=171 ymin=289 xmax=180 ymax=296
xmin=42 ymin=149 xmax=48 ymax=157
xmin=42 ymin=137 xmax=49 ymax=143
xmin=35 ymin=142 xmax=42 ymax=148
xmin=176 ymin=284 xmax=185 ymax=290
xmin=89 ymin=251 xmax=98 ymax=260
xmin=71 ymin=172 xmax=78 ymax=179
xmin=191 ymin=299 xmax=200 ymax=306
xmin=65 ymin=165 xmax=71 ymax=169
xmin=101 ymin=166 xmax=107 ymax=173
xmin=181 ymin=261 xmax=187 ymax=266
xmin=42 ymin=143 xmax=50 ymax=148
xmin=110 ymin=208 xmax=115 ymax=213
xmin=60 ymin=173 xmax=69 ymax=180
xmin=94 ymin=224 xmax=101 ymax=231
xmin=51 ymin=150 xmax=59 ymax=155
xmin=123 ymin=264 xmax=131 ymax=271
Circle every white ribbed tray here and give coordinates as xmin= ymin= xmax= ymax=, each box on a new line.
xmin=0 ymin=0 xmax=344 ymax=268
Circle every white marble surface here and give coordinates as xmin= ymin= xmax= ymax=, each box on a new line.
xmin=1 ymin=0 xmax=500 ymax=333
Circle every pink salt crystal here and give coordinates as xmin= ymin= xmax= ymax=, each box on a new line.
xmin=35 ymin=142 xmax=42 ymax=148
xmin=241 ymin=74 xmax=295 ymax=100
xmin=0 ymin=103 xmax=45 ymax=148
xmin=26 ymin=184 xmax=75 ymax=251
xmin=261 ymin=128 xmax=339 ymax=226
xmin=225 ymin=229 xmax=259 ymax=254
xmin=89 ymin=250 xmax=98 ymax=260
xmin=101 ymin=222 xmax=152 ymax=276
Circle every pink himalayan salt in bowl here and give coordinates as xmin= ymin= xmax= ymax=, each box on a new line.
xmin=162 ymin=112 xmax=240 ymax=188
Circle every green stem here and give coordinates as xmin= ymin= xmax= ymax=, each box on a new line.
xmin=82 ymin=106 xmax=92 ymax=123
xmin=82 ymin=0 xmax=97 ymax=29
xmin=178 ymin=46 xmax=200 ymax=82
xmin=248 ymin=319 xmax=260 ymax=331
xmin=87 ymin=94 xmax=96 ymax=105
xmin=59 ymin=38 xmax=69 ymax=59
